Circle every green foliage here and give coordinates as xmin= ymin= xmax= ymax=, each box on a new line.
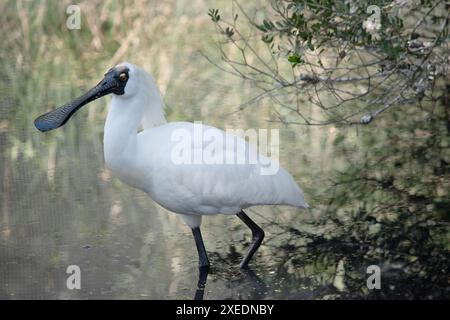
xmin=208 ymin=8 xmax=221 ymax=22
xmin=224 ymin=26 xmax=235 ymax=38
xmin=210 ymin=1 xmax=446 ymax=68
xmin=257 ymin=0 xmax=408 ymax=67
xmin=287 ymin=53 xmax=303 ymax=67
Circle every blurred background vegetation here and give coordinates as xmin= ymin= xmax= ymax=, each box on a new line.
xmin=0 ymin=0 xmax=448 ymax=299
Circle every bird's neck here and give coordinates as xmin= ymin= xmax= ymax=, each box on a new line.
xmin=103 ymin=96 xmax=142 ymax=169
xmin=103 ymin=74 xmax=167 ymax=170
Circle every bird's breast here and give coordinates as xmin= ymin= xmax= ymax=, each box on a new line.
xmin=104 ymin=144 xmax=152 ymax=193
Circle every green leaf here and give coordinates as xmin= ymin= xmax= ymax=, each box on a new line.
xmin=262 ymin=33 xmax=274 ymax=44
xmin=208 ymin=9 xmax=220 ymax=22
xmin=224 ymin=27 xmax=234 ymax=38
xmin=288 ymin=53 xmax=303 ymax=67
xmin=381 ymin=40 xmax=404 ymax=59
xmin=263 ymin=19 xmax=273 ymax=31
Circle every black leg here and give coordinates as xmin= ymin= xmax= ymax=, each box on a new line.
xmin=191 ymin=227 xmax=210 ymax=269
xmin=236 ymin=211 xmax=265 ymax=268
xmin=193 ymin=267 xmax=209 ymax=300
xmin=191 ymin=227 xmax=210 ymax=300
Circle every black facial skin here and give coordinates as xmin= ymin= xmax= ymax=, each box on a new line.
xmin=34 ymin=66 xmax=129 ymax=132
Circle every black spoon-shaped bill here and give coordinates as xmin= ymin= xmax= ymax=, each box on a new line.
xmin=34 ymin=70 xmax=124 ymax=132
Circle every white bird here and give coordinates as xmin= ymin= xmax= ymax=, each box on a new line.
xmin=34 ymin=62 xmax=308 ymax=270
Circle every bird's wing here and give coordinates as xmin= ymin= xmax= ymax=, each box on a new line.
xmin=138 ymin=122 xmax=307 ymax=214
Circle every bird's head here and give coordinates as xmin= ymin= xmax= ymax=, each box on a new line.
xmin=34 ymin=61 xmax=141 ymax=132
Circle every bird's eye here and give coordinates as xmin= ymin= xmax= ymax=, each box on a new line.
xmin=119 ymin=72 xmax=128 ymax=81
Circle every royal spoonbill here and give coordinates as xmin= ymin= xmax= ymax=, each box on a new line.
xmin=34 ymin=62 xmax=308 ymax=270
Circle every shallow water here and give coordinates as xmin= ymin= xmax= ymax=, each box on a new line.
xmin=0 ymin=116 xmax=356 ymax=300
xmin=0 ymin=82 xmax=446 ymax=300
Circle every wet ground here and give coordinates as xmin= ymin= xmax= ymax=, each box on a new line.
xmin=0 ymin=148 xmax=372 ymax=300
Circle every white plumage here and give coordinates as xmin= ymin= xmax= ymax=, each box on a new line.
xmin=103 ymin=62 xmax=308 ymax=228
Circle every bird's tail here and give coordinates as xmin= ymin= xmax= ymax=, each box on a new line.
xmin=278 ymin=168 xmax=309 ymax=209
